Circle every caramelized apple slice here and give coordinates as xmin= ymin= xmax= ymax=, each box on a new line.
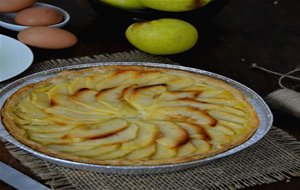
xmin=152 ymin=121 xmax=188 ymax=148
xmin=30 ymin=91 xmax=51 ymax=109
xmin=206 ymin=127 xmax=232 ymax=145
xmin=122 ymin=121 xmax=159 ymax=149
xmin=151 ymin=143 xmax=176 ymax=160
xmin=96 ymin=86 xmax=132 ymax=110
xmin=181 ymin=84 xmax=215 ymax=92
xmin=70 ymin=88 xmax=117 ymax=113
xmin=146 ymin=73 xmax=178 ymax=86
xmin=207 ymin=110 xmax=246 ymax=124
xmin=125 ymin=144 xmax=156 ymax=160
xmin=47 ymin=81 xmax=70 ymax=96
xmin=153 ymin=99 xmax=246 ymax=117
xmin=29 ymin=119 xmax=127 ymax=140
xmin=29 ymin=135 xmax=83 ymax=145
xmin=166 ymin=77 xmax=195 ymax=91
xmin=95 ymin=70 xmax=136 ymax=91
xmin=76 ymin=123 xmax=138 ymax=146
xmin=48 ymin=94 xmax=105 ymax=114
xmin=155 ymin=91 xmax=200 ymax=101
xmin=212 ymin=124 xmax=235 ymax=136
xmin=147 ymin=106 xmax=216 ymax=125
xmin=14 ymin=111 xmax=53 ymax=125
xmin=68 ymin=76 xmax=89 ymax=94
xmin=96 ymin=86 xmax=124 ymax=103
xmin=125 ymin=85 xmax=167 ymax=110
xmin=14 ymin=109 xmax=47 ymax=120
xmin=134 ymin=70 xmax=162 ymax=85
xmin=71 ymin=144 xmax=121 ymax=157
xmin=21 ymin=124 xmax=77 ymax=133
xmin=177 ymin=122 xmax=210 ymax=140
xmin=86 ymin=73 xmax=106 ymax=89
xmin=191 ymin=139 xmax=211 ymax=153
xmin=217 ymin=120 xmax=244 ymax=131
xmin=65 ymin=119 xmax=128 ymax=139
xmin=94 ymin=148 xmax=133 ymax=160
xmin=196 ymin=97 xmax=243 ymax=109
xmin=197 ymin=89 xmax=233 ymax=99
xmin=177 ymin=142 xmax=197 ymax=157
xmin=47 ymin=143 xmax=100 ymax=153
xmin=44 ymin=106 xmax=112 ymax=121
xmin=17 ymin=96 xmax=47 ymax=117
xmin=29 ymin=122 xmax=138 ymax=146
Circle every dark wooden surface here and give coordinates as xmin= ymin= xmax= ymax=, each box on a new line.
xmin=0 ymin=0 xmax=299 ymax=189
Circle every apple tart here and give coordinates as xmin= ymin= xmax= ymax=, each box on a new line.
xmin=1 ymin=66 xmax=259 ymax=166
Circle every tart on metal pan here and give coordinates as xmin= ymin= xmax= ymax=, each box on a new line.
xmin=1 ymin=66 xmax=259 ymax=166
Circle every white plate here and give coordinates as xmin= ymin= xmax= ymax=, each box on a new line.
xmin=0 ymin=34 xmax=34 ymax=82
xmin=0 ymin=2 xmax=70 ymax=32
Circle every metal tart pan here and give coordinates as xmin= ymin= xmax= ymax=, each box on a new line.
xmin=0 ymin=62 xmax=273 ymax=174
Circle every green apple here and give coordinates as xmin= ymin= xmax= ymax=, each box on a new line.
xmin=139 ymin=0 xmax=212 ymax=12
xmin=125 ymin=18 xmax=198 ymax=55
xmin=101 ymin=0 xmax=146 ymax=10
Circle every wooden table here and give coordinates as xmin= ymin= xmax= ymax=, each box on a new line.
xmin=0 ymin=0 xmax=299 ymax=189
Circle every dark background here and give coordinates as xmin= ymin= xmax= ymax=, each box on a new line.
xmin=0 ymin=0 xmax=299 ymax=189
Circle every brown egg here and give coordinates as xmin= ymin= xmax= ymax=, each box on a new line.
xmin=0 ymin=0 xmax=36 ymax=13
xmin=15 ymin=7 xmax=63 ymax=26
xmin=18 ymin=27 xmax=78 ymax=49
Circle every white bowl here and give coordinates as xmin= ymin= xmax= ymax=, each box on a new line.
xmin=0 ymin=34 xmax=34 ymax=82
xmin=0 ymin=2 xmax=70 ymax=32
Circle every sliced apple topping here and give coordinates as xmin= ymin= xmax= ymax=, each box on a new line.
xmin=94 ymin=70 xmax=136 ymax=91
xmin=94 ymin=148 xmax=133 ymax=160
xmin=177 ymin=142 xmax=197 ymax=157
xmin=125 ymin=144 xmax=156 ymax=160
xmin=68 ymin=76 xmax=89 ymax=94
xmin=71 ymin=144 xmax=121 ymax=157
xmin=153 ymin=99 xmax=245 ymax=117
xmin=127 ymin=84 xmax=167 ymax=109
xmin=196 ymin=97 xmax=244 ymax=109
xmin=207 ymin=110 xmax=246 ymax=124
xmin=156 ymin=91 xmax=200 ymax=101
xmin=191 ymin=139 xmax=211 ymax=153
xmin=95 ymin=86 xmax=130 ymax=110
xmin=197 ymin=89 xmax=233 ymax=99
xmin=30 ymin=91 xmax=51 ymax=109
xmin=4 ymin=66 xmax=259 ymax=165
xmin=134 ymin=70 xmax=162 ymax=85
xmin=47 ymin=143 xmax=102 ymax=153
xmin=151 ymin=143 xmax=176 ymax=160
xmin=146 ymin=73 xmax=178 ymax=86
xmin=61 ymin=119 xmax=128 ymax=140
xmin=44 ymin=106 xmax=112 ymax=121
xmin=122 ymin=121 xmax=159 ymax=149
xmin=177 ymin=123 xmax=211 ymax=141
xmin=166 ymin=77 xmax=195 ymax=91
xmin=17 ymin=96 xmax=47 ymax=117
xmin=29 ymin=135 xmax=83 ymax=145
xmin=151 ymin=121 xmax=188 ymax=148
xmin=14 ymin=109 xmax=48 ymax=121
xmin=147 ymin=106 xmax=216 ymax=125
xmin=47 ymin=81 xmax=71 ymax=96
xmin=70 ymin=89 xmax=116 ymax=113
xmin=206 ymin=128 xmax=232 ymax=145
xmin=20 ymin=124 xmax=77 ymax=133
xmin=217 ymin=120 xmax=244 ymax=132
xmin=76 ymin=123 xmax=138 ymax=147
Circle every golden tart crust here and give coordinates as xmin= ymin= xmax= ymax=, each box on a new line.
xmin=1 ymin=66 xmax=259 ymax=166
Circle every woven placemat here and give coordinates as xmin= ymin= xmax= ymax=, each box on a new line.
xmin=1 ymin=50 xmax=300 ymax=190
